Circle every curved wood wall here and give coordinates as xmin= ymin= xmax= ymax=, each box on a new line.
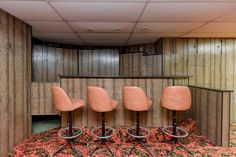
xmin=0 ymin=9 xmax=31 ymax=156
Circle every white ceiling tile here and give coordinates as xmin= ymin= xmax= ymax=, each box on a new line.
xmin=128 ymin=34 xmax=160 ymax=45
xmin=26 ymin=21 xmax=73 ymax=32
xmin=33 ymin=32 xmax=83 ymax=45
xmin=192 ymin=22 xmax=236 ymax=33
xmin=140 ymin=2 xmax=236 ymax=22
xmin=134 ymin=22 xmax=203 ymax=34
xmin=78 ymin=33 xmax=129 ymax=46
xmin=215 ymin=9 xmax=236 ymax=21
xmin=0 ymin=1 xmax=62 ymax=21
xmin=69 ymin=22 xmax=135 ymax=33
xmin=50 ymin=2 xmax=145 ymax=21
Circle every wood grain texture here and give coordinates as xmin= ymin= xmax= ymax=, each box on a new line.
xmin=162 ymin=38 xmax=236 ymax=122
xmin=185 ymin=86 xmax=231 ymax=146
xmin=32 ymin=44 xmax=78 ymax=82
xmin=61 ymin=78 xmax=174 ymax=128
xmin=0 ymin=9 xmax=31 ymax=156
xmin=30 ymin=82 xmax=60 ymax=115
xmin=120 ymin=53 xmax=162 ymax=76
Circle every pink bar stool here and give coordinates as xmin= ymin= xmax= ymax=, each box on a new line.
xmin=161 ymin=86 xmax=195 ymax=157
xmin=123 ymin=86 xmax=153 ymax=156
xmin=51 ymin=85 xmax=86 ymax=157
xmin=87 ymin=86 xmax=118 ymax=157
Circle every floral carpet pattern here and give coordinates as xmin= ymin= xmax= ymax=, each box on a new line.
xmin=8 ymin=119 xmax=236 ymax=157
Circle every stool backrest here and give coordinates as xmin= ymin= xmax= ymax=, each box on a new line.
xmin=161 ymin=86 xmax=191 ymax=111
xmin=51 ymin=85 xmax=72 ymax=112
xmin=87 ymin=86 xmax=113 ymax=112
xmin=122 ymin=86 xmax=149 ymax=111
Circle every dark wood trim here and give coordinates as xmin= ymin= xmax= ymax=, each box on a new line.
xmin=59 ymin=75 xmax=190 ymax=79
xmin=188 ymin=85 xmax=233 ymax=93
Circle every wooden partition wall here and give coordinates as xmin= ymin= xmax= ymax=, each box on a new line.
xmin=60 ymin=76 xmax=189 ymax=128
xmin=183 ymin=86 xmax=232 ymax=146
xmin=162 ymin=38 xmax=236 ymax=122
xmin=0 ymin=9 xmax=31 ymax=156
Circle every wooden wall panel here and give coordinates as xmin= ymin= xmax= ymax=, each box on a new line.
xmin=0 ymin=9 xmax=31 ymax=156
xmin=79 ymin=49 xmax=119 ymax=76
xmin=120 ymin=53 xmax=162 ymax=76
xmin=30 ymin=82 xmax=60 ymax=115
xmin=185 ymin=86 xmax=231 ymax=146
xmin=162 ymin=38 xmax=236 ymax=122
xmin=60 ymin=78 xmax=174 ymax=128
xmin=32 ymin=44 xmax=78 ymax=82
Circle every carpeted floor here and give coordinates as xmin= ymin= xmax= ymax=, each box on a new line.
xmin=8 ymin=119 xmax=236 ymax=157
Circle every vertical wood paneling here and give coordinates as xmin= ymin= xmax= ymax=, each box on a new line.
xmin=79 ymin=49 xmax=119 ymax=76
xmin=120 ymin=52 xmax=162 ymax=76
xmin=32 ymin=45 xmax=78 ymax=82
xmin=186 ymin=86 xmax=231 ymax=146
xmin=0 ymin=9 xmax=31 ymax=156
xmin=162 ymin=38 xmax=236 ymax=122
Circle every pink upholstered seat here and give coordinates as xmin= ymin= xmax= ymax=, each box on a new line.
xmin=122 ymin=86 xmax=152 ymax=112
xmin=87 ymin=86 xmax=118 ymax=112
xmin=161 ymin=86 xmax=191 ymax=111
xmin=51 ymin=85 xmax=85 ymax=112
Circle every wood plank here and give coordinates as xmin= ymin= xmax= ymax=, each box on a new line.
xmin=87 ymin=79 xmax=98 ymax=127
xmin=31 ymin=83 xmax=39 ymax=115
xmin=214 ymin=39 xmax=222 ymax=89
xmin=124 ymin=79 xmax=133 ymax=126
xmin=222 ymin=93 xmax=230 ymax=146
xmin=81 ymin=79 xmax=88 ymax=127
xmin=200 ymin=89 xmax=208 ymax=136
xmin=146 ymin=79 xmax=153 ymax=127
xmin=55 ymin=48 xmax=63 ymax=81
xmin=207 ymin=91 xmax=217 ymax=144
xmin=138 ymin=79 xmax=147 ymax=127
xmin=14 ymin=19 xmax=24 ymax=145
xmin=0 ymin=9 xmax=9 ymax=155
xmin=162 ymin=79 xmax=169 ymax=126
xmin=8 ymin=14 xmax=15 ymax=149
xmin=47 ymin=47 xmax=56 ymax=81
xmin=188 ymin=39 xmax=197 ymax=85
xmin=73 ymin=79 xmax=83 ymax=126
xmin=196 ymin=39 xmax=205 ymax=86
xmin=152 ymin=79 xmax=162 ymax=126
xmin=103 ymin=79 xmax=115 ymax=127
xmin=114 ymin=79 xmax=125 ymax=126
xmin=204 ymin=39 xmax=211 ymax=88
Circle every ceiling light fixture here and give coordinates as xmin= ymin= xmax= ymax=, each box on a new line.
xmin=141 ymin=27 xmax=149 ymax=32
xmin=114 ymin=28 xmax=121 ymax=32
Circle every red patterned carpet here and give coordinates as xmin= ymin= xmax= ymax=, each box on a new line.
xmin=8 ymin=119 xmax=236 ymax=157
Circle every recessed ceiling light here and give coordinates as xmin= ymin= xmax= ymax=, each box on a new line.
xmin=87 ymin=28 xmax=94 ymax=32
xmin=114 ymin=28 xmax=121 ymax=32
xmin=141 ymin=27 xmax=149 ymax=32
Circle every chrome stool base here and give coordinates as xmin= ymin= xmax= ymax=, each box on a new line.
xmin=51 ymin=111 xmax=85 ymax=157
xmin=162 ymin=111 xmax=195 ymax=157
xmin=89 ymin=112 xmax=115 ymax=157
xmin=126 ymin=112 xmax=153 ymax=157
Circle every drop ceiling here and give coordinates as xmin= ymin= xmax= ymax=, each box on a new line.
xmin=1 ymin=0 xmax=236 ymax=46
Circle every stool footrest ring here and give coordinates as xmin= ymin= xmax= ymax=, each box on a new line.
xmin=126 ymin=126 xmax=150 ymax=139
xmin=162 ymin=126 xmax=188 ymax=138
xmin=92 ymin=126 xmax=115 ymax=139
xmin=58 ymin=127 xmax=83 ymax=139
